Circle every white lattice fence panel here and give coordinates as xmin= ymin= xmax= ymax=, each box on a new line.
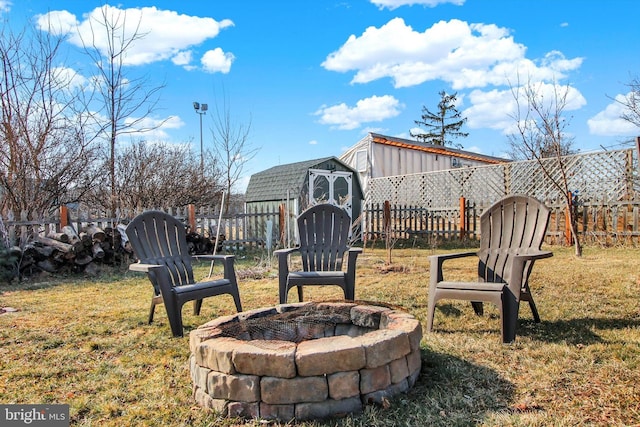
xmin=367 ymin=148 xmax=637 ymax=206
xmin=460 ymin=166 xmax=507 ymax=203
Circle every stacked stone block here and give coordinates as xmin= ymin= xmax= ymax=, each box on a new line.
xmin=189 ymin=302 xmax=422 ymax=422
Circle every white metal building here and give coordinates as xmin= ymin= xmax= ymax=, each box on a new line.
xmin=339 ymin=132 xmax=509 ymax=194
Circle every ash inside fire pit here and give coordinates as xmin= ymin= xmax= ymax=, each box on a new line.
xmin=216 ymin=303 xmax=359 ymax=343
xmin=189 ymin=301 xmax=422 ymax=422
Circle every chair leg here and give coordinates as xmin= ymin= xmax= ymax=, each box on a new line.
xmin=521 ymin=287 xmax=541 ymax=323
xmin=164 ymin=296 xmax=184 ymax=337
xmin=471 ymin=301 xmax=484 ymax=316
xmin=297 ymin=286 xmax=304 ymax=302
xmin=279 ymin=283 xmax=288 ymax=304
xmin=231 ymin=290 xmax=243 ymax=312
xmin=149 ymin=299 xmax=156 ymax=324
xmin=426 ymin=296 xmax=437 ymax=332
xmin=193 ymin=299 xmax=203 ymax=315
xmin=149 ymin=294 xmax=162 ymax=324
xmin=501 ymin=290 xmax=520 ymax=343
xmin=344 ymin=283 xmax=355 ymax=301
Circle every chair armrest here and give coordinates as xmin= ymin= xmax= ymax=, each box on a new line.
xmin=273 ymin=247 xmax=299 ymax=257
xmin=427 ymin=251 xmax=477 ymax=262
xmin=129 ymin=262 xmax=173 ymax=298
xmin=514 ymin=250 xmax=553 ymax=261
xmin=274 ymin=247 xmax=299 ymax=287
xmin=129 ymin=262 xmax=164 ymax=273
xmin=346 ymin=247 xmax=363 ymax=267
xmin=346 ymin=247 xmax=363 ymax=283
xmin=428 ymin=251 xmax=478 ymax=286
xmin=193 ymin=254 xmax=235 ymax=262
xmin=507 ymin=251 xmax=553 ymax=294
xmin=194 ymin=254 xmax=238 ymax=284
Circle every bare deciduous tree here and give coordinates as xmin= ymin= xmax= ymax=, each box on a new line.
xmin=0 ymin=21 xmax=99 ymax=219
xmin=91 ymin=140 xmax=223 ymax=210
xmin=209 ymin=87 xmax=258 ymax=212
xmin=616 ymin=75 xmax=640 ymax=128
xmin=507 ymin=79 xmax=582 ymax=257
xmin=80 ymin=5 xmax=166 ymax=215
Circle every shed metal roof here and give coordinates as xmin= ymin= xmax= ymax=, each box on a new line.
xmin=369 ymin=133 xmax=508 ymax=164
xmin=246 ymin=156 xmax=347 ymax=202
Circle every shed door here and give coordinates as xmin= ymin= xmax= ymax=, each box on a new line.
xmin=308 ymin=169 xmax=353 ymax=219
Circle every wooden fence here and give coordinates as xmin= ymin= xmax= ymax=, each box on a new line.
xmin=4 ymin=200 xmax=640 ymax=252
xmin=362 ymin=199 xmax=640 ymax=247
xmin=1 ymin=205 xmax=282 ymax=251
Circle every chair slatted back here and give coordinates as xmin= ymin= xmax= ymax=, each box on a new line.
xmin=126 ymin=211 xmax=195 ymax=292
xmin=297 ymin=204 xmax=351 ymax=272
xmin=478 ymin=195 xmax=550 ymax=291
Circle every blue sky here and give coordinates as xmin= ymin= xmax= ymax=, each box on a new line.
xmin=2 ymin=0 xmax=640 ymax=191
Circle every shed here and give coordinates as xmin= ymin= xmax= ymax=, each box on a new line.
xmin=245 ymin=157 xmax=364 ymax=245
xmin=340 ymin=132 xmax=510 ymax=194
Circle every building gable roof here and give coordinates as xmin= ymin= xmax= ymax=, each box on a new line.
xmin=245 ymin=157 xmax=356 ymax=202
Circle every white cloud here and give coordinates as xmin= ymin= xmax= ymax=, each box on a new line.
xmin=323 ymin=18 xmax=583 ymax=90
xmin=314 ymin=95 xmax=403 ymax=130
xmin=171 ymin=50 xmax=193 ymax=66
xmin=588 ymin=93 xmax=640 ymax=136
xmin=35 ymin=10 xmax=78 ymax=36
xmin=370 ymin=0 xmax=464 ymax=10
xmin=463 ymin=83 xmax=586 ymax=135
xmin=309 ymin=140 xmax=318 ymax=145
xmin=201 ymin=48 xmax=235 ymax=74
xmin=52 ymin=66 xmax=88 ymax=91
xmin=122 ymin=115 xmax=185 ymax=141
xmin=37 ymin=5 xmax=234 ymax=67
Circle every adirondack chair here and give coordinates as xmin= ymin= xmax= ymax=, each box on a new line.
xmin=126 ymin=210 xmax=242 ymax=337
xmin=274 ymin=204 xmax=363 ymax=304
xmin=427 ymin=195 xmax=552 ymax=343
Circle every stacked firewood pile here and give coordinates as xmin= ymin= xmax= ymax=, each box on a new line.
xmin=13 ymin=225 xmax=224 ymax=278
xmin=15 ymin=224 xmax=133 ymax=277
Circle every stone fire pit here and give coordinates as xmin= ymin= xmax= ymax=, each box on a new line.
xmin=189 ymin=301 xmax=422 ymax=422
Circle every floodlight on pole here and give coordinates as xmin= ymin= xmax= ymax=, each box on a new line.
xmin=193 ymin=101 xmax=208 ymax=171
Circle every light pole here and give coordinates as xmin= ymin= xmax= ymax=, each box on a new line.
xmin=193 ymin=101 xmax=208 ymax=171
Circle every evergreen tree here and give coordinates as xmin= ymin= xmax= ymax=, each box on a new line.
xmin=411 ymin=91 xmax=468 ymax=148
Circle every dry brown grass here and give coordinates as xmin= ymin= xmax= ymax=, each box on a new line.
xmin=1 ymin=245 xmax=639 ymax=426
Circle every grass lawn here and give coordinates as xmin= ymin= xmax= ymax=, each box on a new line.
xmin=1 ymin=245 xmax=639 ymax=426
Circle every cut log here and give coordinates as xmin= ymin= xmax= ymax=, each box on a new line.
xmin=61 ymin=225 xmax=81 ymax=244
xmin=92 ymin=242 xmax=105 ymax=259
xmin=84 ymin=224 xmax=105 ymax=242
xmin=47 ymin=232 xmax=70 ymax=243
xmin=35 ymin=245 xmax=56 ymax=258
xmin=35 ymin=236 xmax=74 ymax=254
xmin=79 ymin=233 xmax=93 ymax=248
xmin=74 ymin=254 xmax=93 ymax=266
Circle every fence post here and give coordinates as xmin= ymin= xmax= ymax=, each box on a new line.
xmin=459 ymin=196 xmax=466 ymax=240
xmin=60 ymin=205 xmax=69 ymax=229
xmin=565 ymin=192 xmax=574 ymax=246
xmin=188 ymin=204 xmax=196 ymax=232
